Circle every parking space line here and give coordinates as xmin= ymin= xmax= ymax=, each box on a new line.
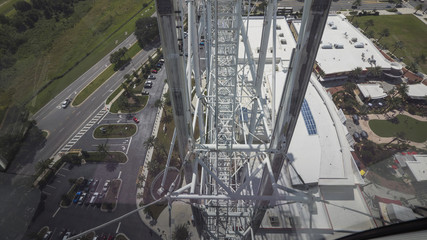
xmin=52 ymin=207 xmax=61 ymax=218
xmin=42 ymin=191 xmax=51 ymax=195
xmin=116 ymin=222 xmax=121 ymax=233
xmin=46 ymin=185 xmax=56 ymax=189
xmin=117 ymin=171 xmax=122 ymax=179
xmin=57 ymin=173 xmax=66 ymax=177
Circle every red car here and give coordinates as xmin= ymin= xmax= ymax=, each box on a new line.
xmin=133 ymin=117 xmax=139 ymax=123
xmin=151 ymin=69 xmax=157 ymax=74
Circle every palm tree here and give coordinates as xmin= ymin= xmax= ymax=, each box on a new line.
xmin=143 ymin=136 xmax=157 ymax=150
xmin=172 ymin=224 xmax=190 ymax=240
xmin=366 ymin=30 xmax=375 ymax=39
xmin=344 ymin=82 xmax=357 ymax=96
xmin=97 ymin=143 xmax=112 ymax=158
xmin=349 ymin=67 xmax=363 ymax=80
xmin=367 ymin=66 xmax=382 ymax=78
xmin=414 ymin=4 xmax=423 ymax=14
xmin=36 ymin=158 xmax=53 ymax=172
xmin=397 ymin=83 xmax=408 ymax=101
xmin=377 ymin=28 xmax=390 ymax=42
xmin=391 ymin=40 xmax=404 ymax=54
xmin=364 ymin=19 xmax=374 ymax=31
xmin=406 ymin=61 xmax=418 ymax=74
xmin=352 ymin=0 xmax=362 ymax=9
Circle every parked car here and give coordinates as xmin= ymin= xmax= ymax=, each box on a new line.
xmin=148 ymin=75 xmax=156 ymax=80
xmin=103 ymin=180 xmax=110 ymax=192
xmin=90 ymin=179 xmax=99 ymax=192
xmin=42 ymin=231 xmax=52 ymax=240
xmin=353 ymin=132 xmax=361 ymax=141
xmin=62 ymin=232 xmax=71 ymax=240
xmin=361 ymin=130 xmax=368 ymax=139
xmin=159 ymin=58 xmax=165 ymax=63
xmin=61 ymin=99 xmax=70 ymax=108
xmin=90 ymin=192 xmax=99 ymax=205
xmin=151 ymin=69 xmax=157 ymax=74
xmin=156 ymin=63 xmax=162 ymax=68
xmin=78 ymin=192 xmax=87 ymax=205
xmin=144 ymin=81 xmax=153 ymax=88
xmin=141 ymin=90 xmax=149 ymax=95
xmin=352 ymin=114 xmax=359 ymax=124
xmin=133 ymin=117 xmax=140 ymax=123
xmin=84 ymin=193 xmax=92 ymax=205
xmin=73 ymin=191 xmax=82 ymax=203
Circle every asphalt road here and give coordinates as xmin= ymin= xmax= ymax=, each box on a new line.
xmin=7 ymin=34 xmax=156 ymax=176
xmin=277 ymin=0 xmax=414 ymax=11
xmin=25 ymin=65 xmax=167 ymax=240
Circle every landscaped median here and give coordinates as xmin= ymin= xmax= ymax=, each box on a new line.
xmin=72 ymin=43 xmax=142 ymax=106
xmin=94 ymin=124 xmax=137 ymax=138
xmin=60 ymin=177 xmax=84 ymax=208
xmin=101 ymin=179 xmax=122 ymax=212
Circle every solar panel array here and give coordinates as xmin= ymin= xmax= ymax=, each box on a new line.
xmin=301 ymin=99 xmax=317 ymax=135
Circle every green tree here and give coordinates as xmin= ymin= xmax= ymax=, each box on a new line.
xmin=391 ymin=40 xmax=404 ymax=54
xmin=35 ymin=158 xmax=53 ymax=173
xmin=377 ymin=28 xmax=390 ymax=42
xmin=367 ymin=66 xmax=382 ymax=78
xmin=143 ymin=136 xmax=157 ymax=150
xmin=414 ymin=4 xmax=423 ymax=14
xmin=397 ymin=83 xmax=408 ymax=101
xmin=344 ymin=82 xmax=357 ymax=96
xmin=364 ymin=19 xmax=374 ymax=31
xmin=349 ymin=67 xmax=363 ymax=80
xmin=13 ymin=1 xmax=32 ymax=12
xmin=406 ymin=61 xmax=418 ymax=74
xmin=97 ymin=143 xmax=112 ymax=158
xmin=352 ymin=0 xmax=362 ymax=8
xmin=366 ymin=30 xmax=375 ymax=39
xmin=172 ymin=224 xmax=190 ymax=240
xmin=135 ymin=17 xmax=159 ymax=48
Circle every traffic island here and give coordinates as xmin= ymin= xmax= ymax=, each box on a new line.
xmin=101 ymin=179 xmax=122 ymax=212
xmin=94 ymin=124 xmax=137 ymax=138
xmin=59 ymin=177 xmax=84 ymax=208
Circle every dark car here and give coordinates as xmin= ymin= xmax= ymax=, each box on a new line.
xmin=361 ymin=130 xmax=368 ymax=139
xmin=352 ymin=114 xmax=359 ymax=124
xmin=148 ymin=74 xmax=156 ymax=80
xmin=353 ymin=132 xmax=361 ymax=141
xmin=141 ymin=90 xmax=149 ymax=95
xmin=133 ymin=117 xmax=140 ymax=123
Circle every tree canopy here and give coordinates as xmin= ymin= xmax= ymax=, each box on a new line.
xmin=135 ymin=17 xmax=159 ymax=48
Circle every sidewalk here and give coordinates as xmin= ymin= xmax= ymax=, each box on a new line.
xmin=135 ymin=83 xmax=199 ymax=239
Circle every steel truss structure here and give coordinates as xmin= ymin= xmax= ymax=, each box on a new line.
xmin=155 ymin=0 xmax=332 ymax=239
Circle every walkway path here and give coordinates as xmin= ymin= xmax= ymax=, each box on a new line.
xmin=358 ymin=110 xmax=427 ymax=149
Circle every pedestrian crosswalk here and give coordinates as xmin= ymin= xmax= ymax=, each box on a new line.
xmin=59 ymin=109 xmax=108 ymax=153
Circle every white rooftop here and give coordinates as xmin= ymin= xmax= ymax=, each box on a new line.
xmin=406 ymin=155 xmax=427 ymax=182
xmin=293 ymin=15 xmax=392 ymax=77
xmin=407 ymin=83 xmax=427 ymax=100
xmin=357 ymin=83 xmax=387 ymax=99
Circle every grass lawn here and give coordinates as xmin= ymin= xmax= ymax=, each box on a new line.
xmin=94 ymin=124 xmax=136 ymax=138
xmin=0 ymin=0 xmax=19 ymax=15
xmin=369 ymin=115 xmax=427 ymax=143
xmin=0 ymin=0 xmax=156 ymax=115
xmin=84 ymin=152 xmax=127 ymax=163
xmin=101 ymin=179 xmax=121 ymax=211
xmin=350 ymin=14 xmax=427 ymax=73
xmin=72 ymin=43 xmax=142 ymax=106
xmin=110 ymin=95 xmax=148 ymax=113
xmin=73 ymin=65 xmax=115 ymax=106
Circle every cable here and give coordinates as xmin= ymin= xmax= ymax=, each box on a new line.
xmin=67 ymin=197 xmax=165 ymax=240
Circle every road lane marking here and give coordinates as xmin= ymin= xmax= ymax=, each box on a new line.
xmin=116 ymin=222 xmax=121 ymax=233
xmin=52 ymin=207 xmax=61 ymax=218
xmin=58 ymin=128 xmax=64 ymax=133
xmin=126 ymin=136 xmax=132 ymax=155
xmin=118 ymin=171 xmax=122 ymax=179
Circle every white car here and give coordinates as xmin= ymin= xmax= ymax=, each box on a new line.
xmin=148 ymin=75 xmax=156 ymax=80
xmin=103 ymin=180 xmax=110 ymax=192
xmin=61 ymin=99 xmax=70 ymax=108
